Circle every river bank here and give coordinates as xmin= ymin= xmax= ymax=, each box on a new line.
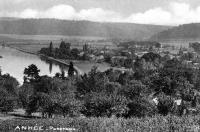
xmin=5 ymin=45 xmax=111 ymax=75
xmin=6 ymin=45 xmax=83 ymax=75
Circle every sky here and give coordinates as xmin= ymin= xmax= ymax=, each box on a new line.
xmin=0 ymin=0 xmax=200 ymax=25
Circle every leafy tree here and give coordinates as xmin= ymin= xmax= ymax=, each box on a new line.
xmin=76 ymin=66 xmax=100 ymax=97
xmin=0 ymin=74 xmax=19 ymax=113
xmin=125 ymin=98 xmax=157 ymax=117
xmin=23 ymin=71 xmax=83 ymax=118
xmin=24 ymin=64 xmax=40 ymax=83
xmin=55 ymin=72 xmax=61 ymax=78
xmin=49 ymin=41 xmax=53 ymax=53
xmin=155 ymin=42 xmax=161 ymax=48
xmin=59 ymin=40 xmax=70 ymax=50
xmin=104 ymin=54 xmax=112 ymax=63
xmin=60 ymin=70 xmax=65 ymax=80
xmin=104 ymin=82 xmax=121 ymax=95
xmin=81 ymin=53 xmax=90 ymax=60
xmin=25 ymin=92 xmax=54 ymax=117
xmin=34 ymin=75 xmax=55 ymax=93
xmin=68 ymin=62 xmax=75 ymax=77
xmin=59 ymin=41 xmax=71 ymax=57
xmin=150 ymin=76 xmax=173 ymax=95
xmin=0 ymin=98 xmax=15 ymax=113
xmin=120 ymin=80 xmax=147 ymax=99
xmin=18 ymin=83 xmax=34 ymax=109
xmin=194 ymin=69 xmax=200 ymax=91
xmin=118 ymin=71 xmax=133 ymax=85
xmin=54 ymin=90 xmax=83 ymax=117
xmin=124 ymin=58 xmax=133 ymax=68
xmin=177 ymin=78 xmax=194 ymax=101
xmin=104 ymin=68 xmax=121 ymax=82
xmin=0 ymin=74 xmax=19 ymax=95
xmin=142 ymin=52 xmax=161 ymax=62
xmin=71 ymin=48 xmax=79 ymax=59
xmin=157 ymin=93 xmax=174 ymax=116
xmin=82 ymin=93 xmax=129 ymax=117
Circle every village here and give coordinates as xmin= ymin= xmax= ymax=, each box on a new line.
xmin=72 ymin=41 xmax=200 ymax=72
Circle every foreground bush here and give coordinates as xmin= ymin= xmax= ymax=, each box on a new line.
xmin=1 ymin=115 xmax=200 ymax=132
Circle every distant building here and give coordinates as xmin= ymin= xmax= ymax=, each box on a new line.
xmin=89 ymin=54 xmax=95 ymax=60
xmin=121 ymin=50 xmax=132 ymax=57
xmin=135 ymin=51 xmax=149 ymax=57
xmin=79 ymin=52 xmax=85 ymax=57
xmin=95 ymin=55 xmax=104 ymax=63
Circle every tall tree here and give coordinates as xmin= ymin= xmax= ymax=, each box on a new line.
xmin=68 ymin=62 xmax=75 ymax=77
xmin=49 ymin=41 xmax=53 ymax=53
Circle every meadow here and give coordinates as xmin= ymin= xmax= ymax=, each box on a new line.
xmin=0 ymin=34 xmax=117 ymax=53
xmin=0 ymin=115 xmax=200 ymax=132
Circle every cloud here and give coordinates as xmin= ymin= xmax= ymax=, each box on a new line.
xmin=126 ymin=2 xmax=200 ymax=25
xmin=126 ymin=8 xmax=171 ymax=25
xmin=78 ymin=8 xmax=121 ymax=22
xmin=42 ymin=5 xmax=77 ymax=19
xmin=1 ymin=2 xmax=200 ymax=25
xmin=1 ymin=4 xmax=120 ymax=22
xmin=18 ymin=5 xmax=77 ymax=19
xmin=169 ymin=2 xmax=200 ymax=24
xmin=14 ymin=0 xmax=25 ymax=3
xmin=19 ymin=9 xmax=38 ymax=18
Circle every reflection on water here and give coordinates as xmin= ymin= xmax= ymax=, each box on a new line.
xmin=39 ymin=56 xmax=69 ymax=74
xmin=0 ymin=46 xmax=68 ymax=84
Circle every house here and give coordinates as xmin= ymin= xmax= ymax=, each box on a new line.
xmin=89 ymin=54 xmax=96 ymax=60
xmin=135 ymin=51 xmax=149 ymax=57
xmin=174 ymin=99 xmax=182 ymax=106
xmin=95 ymin=55 xmax=104 ymax=63
xmin=193 ymin=63 xmax=200 ymax=69
xmin=78 ymin=52 xmax=85 ymax=57
xmin=153 ymin=97 xmax=159 ymax=105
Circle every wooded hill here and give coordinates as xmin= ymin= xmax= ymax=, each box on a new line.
xmin=150 ymin=23 xmax=200 ymax=41
xmin=0 ymin=18 xmax=171 ymax=40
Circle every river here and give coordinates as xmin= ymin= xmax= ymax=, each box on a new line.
xmin=0 ymin=46 xmax=110 ymax=84
xmin=0 ymin=46 xmax=70 ymax=84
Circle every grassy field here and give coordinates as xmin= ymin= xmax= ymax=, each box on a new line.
xmin=0 ymin=34 xmax=106 ymax=41
xmin=1 ymin=115 xmax=200 ymax=132
xmin=0 ymin=34 xmax=118 ymax=53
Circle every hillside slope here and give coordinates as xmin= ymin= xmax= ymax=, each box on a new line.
xmin=150 ymin=23 xmax=200 ymax=41
xmin=0 ymin=18 xmax=171 ymax=40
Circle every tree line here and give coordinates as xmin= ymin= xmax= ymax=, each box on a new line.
xmin=40 ymin=41 xmax=81 ymax=60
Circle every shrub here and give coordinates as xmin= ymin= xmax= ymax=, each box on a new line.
xmin=125 ymin=98 xmax=157 ymax=118
xmin=157 ymin=94 xmax=174 ymax=116
xmin=82 ymin=93 xmax=129 ymax=117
